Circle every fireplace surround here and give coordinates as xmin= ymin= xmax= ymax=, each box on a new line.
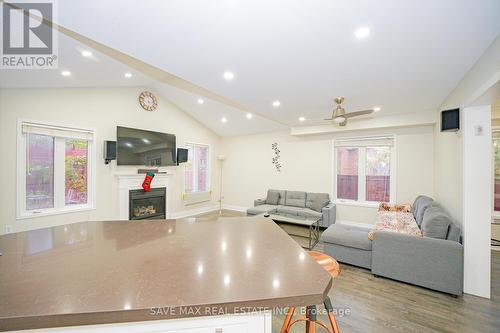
xmin=116 ymin=173 xmax=172 ymax=220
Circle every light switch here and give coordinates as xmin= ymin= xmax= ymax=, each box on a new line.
xmin=474 ymin=125 xmax=484 ymax=136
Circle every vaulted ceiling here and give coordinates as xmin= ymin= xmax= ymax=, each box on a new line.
xmin=1 ymin=0 xmax=499 ymax=136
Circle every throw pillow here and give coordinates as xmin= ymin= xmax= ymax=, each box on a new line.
xmin=266 ymin=191 xmax=280 ymax=205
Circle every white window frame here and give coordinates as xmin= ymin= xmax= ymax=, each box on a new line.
xmin=184 ymin=142 xmax=211 ymax=194
xmin=332 ymin=136 xmax=397 ymax=208
xmin=16 ymin=119 xmax=96 ymax=219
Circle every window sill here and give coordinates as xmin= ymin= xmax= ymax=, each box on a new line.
xmin=17 ymin=205 xmax=95 ymax=220
xmin=334 ymin=200 xmax=381 ymax=208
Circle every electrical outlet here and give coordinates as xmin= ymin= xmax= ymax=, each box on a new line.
xmin=5 ymin=225 xmax=13 ymax=234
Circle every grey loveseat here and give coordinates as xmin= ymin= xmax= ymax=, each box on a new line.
xmin=247 ymin=189 xmax=336 ymax=227
xmin=320 ymin=195 xmax=464 ymax=296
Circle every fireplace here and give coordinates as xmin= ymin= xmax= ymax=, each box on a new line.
xmin=129 ymin=188 xmax=166 ymax=220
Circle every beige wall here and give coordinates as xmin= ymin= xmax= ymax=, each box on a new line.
xmin=0 ymin=87 xmax=221 ymax=234
xmin=221 ymin=126 xmax=435 ymax=225
xmin=435 ymin=35 xmax=500 ymax=225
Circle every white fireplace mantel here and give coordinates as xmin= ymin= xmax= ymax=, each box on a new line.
xmin=116 ymin=173 xmax=173 ymax=220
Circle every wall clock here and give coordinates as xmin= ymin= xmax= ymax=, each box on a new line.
xmin=139 ymin=91 xmax=158 ymax=111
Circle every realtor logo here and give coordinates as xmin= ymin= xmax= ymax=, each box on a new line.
xmin=1 ymin=0 xmax=58 ymax=69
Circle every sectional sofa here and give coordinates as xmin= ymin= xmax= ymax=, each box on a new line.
xmin=320 ymin=195 xmax=463 ymax=296
xmin=246 ymin=189 xmax=336 ymax=227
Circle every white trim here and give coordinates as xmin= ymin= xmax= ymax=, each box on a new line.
xmin=334 ymin=200 xmax=379 ymax=208
xmin=222 ymin=204 xmax=248 ymax=212
xmin=170 ymin=204 xmax=248 ymax=219
xmin=16 ymin=119 xmax=97 ymax=220
xmin=170 ymin=204 xmax=219 ymax=219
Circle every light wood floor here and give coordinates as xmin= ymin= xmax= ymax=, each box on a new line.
xmin=195 ymin=210 xmax=500 ymax=333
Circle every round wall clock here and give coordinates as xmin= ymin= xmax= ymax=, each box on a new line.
xmin=139 ymin=91 xmax=158 ymax=111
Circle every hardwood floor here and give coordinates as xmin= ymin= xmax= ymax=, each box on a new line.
xmin=194 ymin=210 xmax=500 ymax=333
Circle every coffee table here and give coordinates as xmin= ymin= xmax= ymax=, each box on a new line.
xmin=258 ymin=213 xmax=321 ymax=250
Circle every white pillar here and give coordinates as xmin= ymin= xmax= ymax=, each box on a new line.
xmin=462 ymin=105 xmax=492 ymax=298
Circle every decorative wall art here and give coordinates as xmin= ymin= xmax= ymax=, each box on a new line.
xmin=271 ymin=142 xmax=282 ymax=172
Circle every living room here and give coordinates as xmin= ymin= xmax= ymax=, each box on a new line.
xmin=0 ymin=1 xmax=499 ymax=333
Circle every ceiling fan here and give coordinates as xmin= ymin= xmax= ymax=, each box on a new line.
xmin=324 ymin=97 xmax=374 ymax=126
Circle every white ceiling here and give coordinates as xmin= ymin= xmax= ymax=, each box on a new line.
xmin=1 ymin=0 xmax=499 ymax=136
xmin=0 ymin=33 xmax=155 ymax=88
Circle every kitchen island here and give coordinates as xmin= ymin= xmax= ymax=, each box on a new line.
xmin=0 ymin=217 xmax=332 ymax=332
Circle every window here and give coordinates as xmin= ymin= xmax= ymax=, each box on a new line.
xmin=334 ymin=137 xmax=395 ymax=205
xmin=184 ymin=143 xmax=210 ymax=193
xmin=18 ymin=121 xmax=95 ymax=218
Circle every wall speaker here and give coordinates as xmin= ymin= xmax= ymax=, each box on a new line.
xmin=104 ymin=141 xmax=116 ymax=164
xmin=177 ymin=148 xmax=188 ymax=165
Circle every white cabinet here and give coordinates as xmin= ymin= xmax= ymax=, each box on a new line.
xmin=8 ymin=312 xmax=272 ymax=333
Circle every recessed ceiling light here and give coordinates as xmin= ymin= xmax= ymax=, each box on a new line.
xmin=61 ymin=70 xmax=71 ymax=77
xmin=221 ymin=117 xmax=228 ymax=123
xmin=197 ymin=98 xmax=204 ymax=104
xmin=354 ymin=27 xmax=370 ymax=40
xmin=142 ymin=138 xmax=150 ymax=144
xmin=124 ymin=72 xmax=132 ymax=78
xmin=223 ymin=71 xmax=235 ymax=80
xmin=81 ymin=50 xmax=92 ymax=57
xmin=246 ymin=113 xmax=253 ymax=119
xmin=373 ymin=106 xmax=381 ymax=112
xmin=272 ymin=100 xmax=281 ymax=108
xmin=298 ymin=116 xmax=306 ymax=122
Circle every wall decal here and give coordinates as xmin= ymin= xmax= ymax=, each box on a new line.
xmin=271 ymin=142 xmax=282 ymax=172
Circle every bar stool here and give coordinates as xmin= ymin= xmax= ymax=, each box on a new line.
xmin=280 ymin=251 xmax=341 ymax=333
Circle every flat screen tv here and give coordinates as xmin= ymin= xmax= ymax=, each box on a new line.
xmin=441 ymin=108 xmax=460 ymax=132
xmin=116 ymin=126 xmax=176 ymax=166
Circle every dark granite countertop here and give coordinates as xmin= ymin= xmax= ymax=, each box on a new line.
xmin=0 ymin=217 xmax=332 ymax=331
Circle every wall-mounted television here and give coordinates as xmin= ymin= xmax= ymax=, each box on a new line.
xmin=117 ymin=126 xmax=176 ymax=166
xmin=441 ymin=108 xmax=460 ymax=132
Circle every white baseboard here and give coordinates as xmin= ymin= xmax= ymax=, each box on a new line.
xmin=336 ymin=219 xmax=373 ymax=229
xmin=170 ymin=204 xmax=249 ymax=219
xmin=169 ymin=205 xmax=219 ymax=219
xmin=222 ymin=204 xmax=248 ymax=213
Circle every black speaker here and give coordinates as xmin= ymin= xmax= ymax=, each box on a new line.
xmin=104 ymin=141 xmax=116 ymax=164
xmin=177 ymin=148 xmax=188 ymax=165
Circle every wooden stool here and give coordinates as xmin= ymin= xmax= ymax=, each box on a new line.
xmin=280 ymin=251 xmax=341 ymax=333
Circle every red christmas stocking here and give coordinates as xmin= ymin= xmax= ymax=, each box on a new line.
xmin=142 ymin=171 xmax=155 ymax=192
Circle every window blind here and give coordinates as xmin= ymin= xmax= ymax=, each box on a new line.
xmin=22 ymin=122 xmax=94 ymax=141
xmin=334 ymin=136 xmax=394 ymax=147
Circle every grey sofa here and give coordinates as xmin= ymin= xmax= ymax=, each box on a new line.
xmin=247 ymin=189 xmax=336 ymax=227
xmin=320 ymin=195 xmax=464 ymax=296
